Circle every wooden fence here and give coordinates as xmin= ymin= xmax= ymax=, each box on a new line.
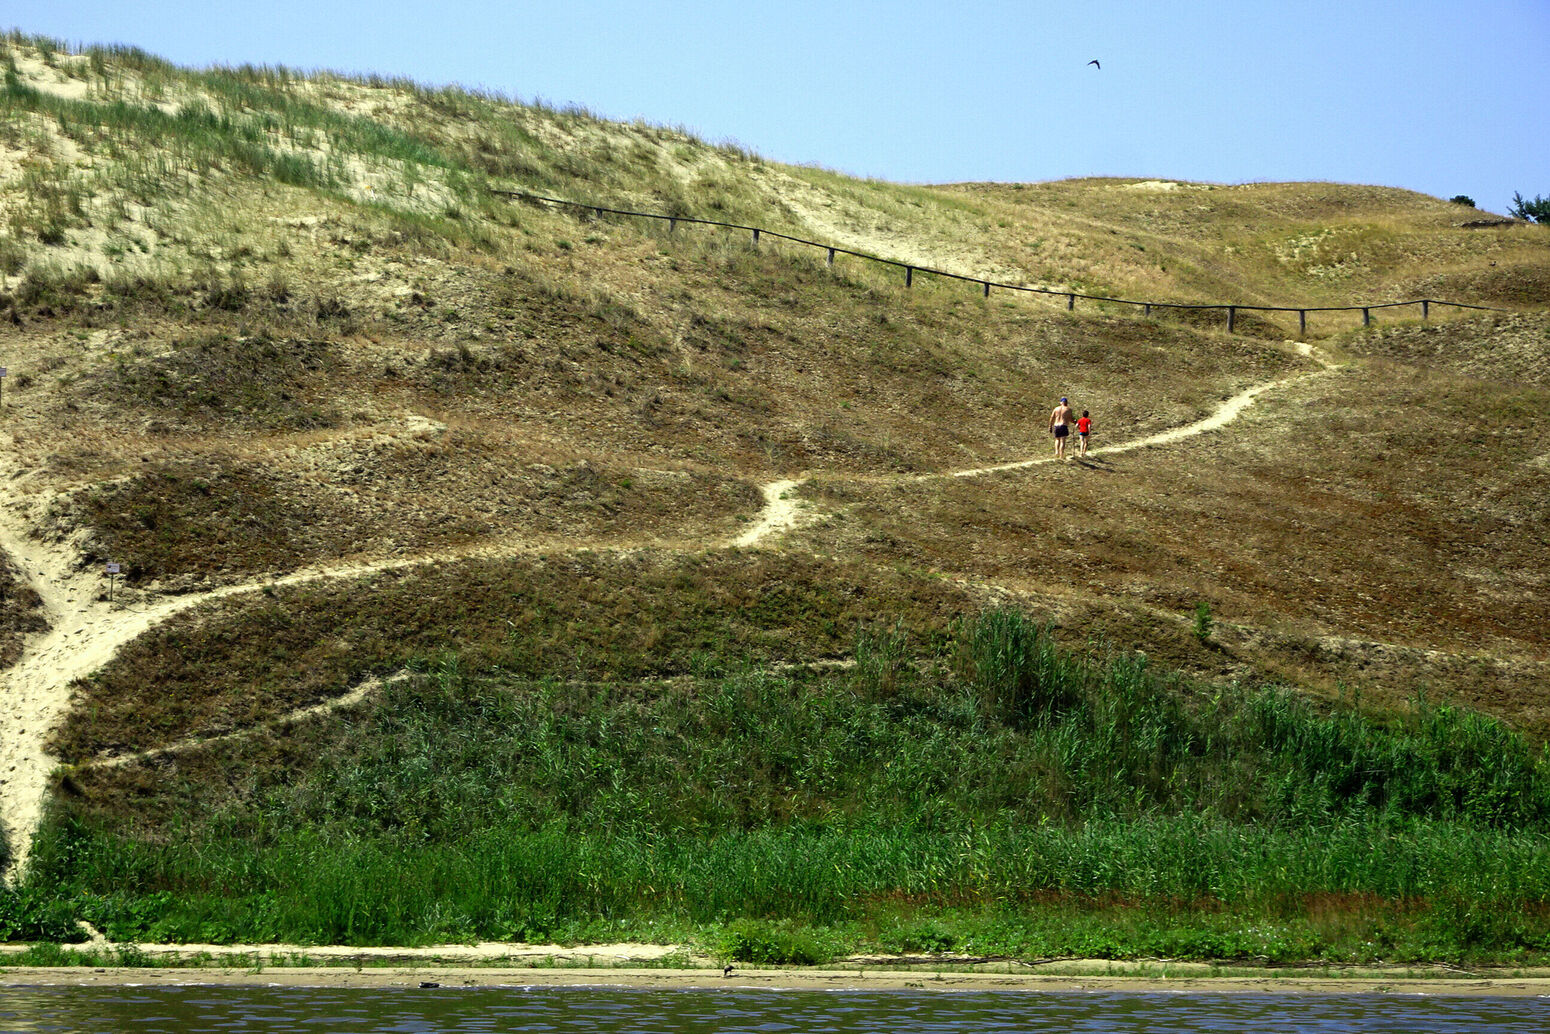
xmin=493 ymin=189 xmax=1513 ymax=336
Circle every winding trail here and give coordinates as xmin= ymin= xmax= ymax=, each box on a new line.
xmin=938 ymin=372 xmax=1300 ymax=480
xmin=0 ymin=363 xmax=1326 ymax=879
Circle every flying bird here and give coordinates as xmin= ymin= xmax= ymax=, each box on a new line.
xmin=1088 ymin=60 xmax=1101 ymax=69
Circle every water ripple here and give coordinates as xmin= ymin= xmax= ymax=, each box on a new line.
xmin=0 ymin=985 xmax=1544 ymax=1033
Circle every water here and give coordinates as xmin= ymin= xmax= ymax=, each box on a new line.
xmin=0 ymin=986 xmax=1545 ymax=1033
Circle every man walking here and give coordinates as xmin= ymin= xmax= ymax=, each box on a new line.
xmin=1048 ymin=396 xmax=1074 ymax=460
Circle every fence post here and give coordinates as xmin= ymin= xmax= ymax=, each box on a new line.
xmin=1067 ymin=294 xmax=1075 ymax=311
xmin=752 ymin=228 xmax=760 ymax=246
xmin=826 ymin=247 xmax=835 ymax=267
xmin=1421 ymin=300 xmax=1430 ymax=320
xmin=668 ymin=217 xmax=676 ymax=233
xmin=1362 ymin=307 xmax=1371 ymax=326
xmin=1299 ymin=310 xmax=1307 ymax=337
xmin=1143 ymin=303 xmax=1151 ymax=318
xmin=1227 ymin=306 xmax=1236 ymax=333
xmin=905 ymin=266 xmax=913 ymax=288
xmin=983 ymin=282 xmax=990 ymax=298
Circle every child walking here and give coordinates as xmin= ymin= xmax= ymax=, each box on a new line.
xmin=1076 ymin=410 xmax=1092 ymax=457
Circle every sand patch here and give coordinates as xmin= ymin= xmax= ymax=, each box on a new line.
xmin=731 ymin=479 xmax=810 ymax=547
xmin=1 ymin=953 xmax=1547 ymax=996
xmin=10 ymin=52 xmax=92 ymax=103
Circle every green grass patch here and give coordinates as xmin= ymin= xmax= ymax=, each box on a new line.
xmin=30 ymin=613 xmax=1550 ymax=961
xmin=25 ymin=815 xmax=1550 ymax=962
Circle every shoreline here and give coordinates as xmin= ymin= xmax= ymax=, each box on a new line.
xmin=3 ymin=948 xmax=1550 ymax=995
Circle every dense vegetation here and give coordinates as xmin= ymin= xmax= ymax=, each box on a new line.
xmin=15 ymin=613 xmax=1550 ymax=963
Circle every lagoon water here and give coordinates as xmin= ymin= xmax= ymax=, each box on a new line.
xmin=0 ymin=986 xmax=1546 ymax=1033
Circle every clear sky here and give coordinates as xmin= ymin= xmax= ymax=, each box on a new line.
xmin=8 ymin=1 xmax=1547 ymax=215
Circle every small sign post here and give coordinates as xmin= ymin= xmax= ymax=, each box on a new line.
xmin=0 ymin=367 xmax=7 ymax=409
xmin=106 ymin=562 xmax=120 ymax=602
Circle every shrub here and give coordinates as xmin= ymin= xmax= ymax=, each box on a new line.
xmin=1192 ymin=601 xmax=1214 ymax=643
xmin=714 ymin=919 xmax=840 ymax=965
xmin=0 ymin=886 xmax=83 ymax=942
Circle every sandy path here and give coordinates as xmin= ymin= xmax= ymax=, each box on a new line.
xmin=0 ymin=481 xmax=806 ymax=877
xmin=0 ymin=500 xmax=449 ymax=876
xmin=0 ymin=358 xmax=1324 ymax=879
xmin=939 ymin=370 xmax=1323 ymax=481
xmin=730 ymin=479 xmax=807 ymax=547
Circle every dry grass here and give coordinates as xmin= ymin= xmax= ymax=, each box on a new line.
xmin=37 ymin=444 xmax=760 ymax=588
xmin=49 ymin=550 xmax=979 ymax=763
xmin=1340 ymin=313 xmax=1550 ymax=387
xmin=0 ymin=35 xmax=1546 ymax=764
xmin=938 ymin=179 xmax=1550 ymax=314
xmin=797 ymin=349 xmax=1550 ymax=730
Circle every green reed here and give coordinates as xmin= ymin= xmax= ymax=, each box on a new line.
xmin=30 ymin=817 xmax=1550 ymax=957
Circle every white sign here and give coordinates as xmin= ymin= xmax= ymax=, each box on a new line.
xmin=106 ymin=563 xmax=121 ymax=574
xmin=0 ymin=368 xmax=7 ymax=377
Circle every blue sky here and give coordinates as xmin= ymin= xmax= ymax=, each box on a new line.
xmin=9 ymin=1 xmax=1548 ymax=215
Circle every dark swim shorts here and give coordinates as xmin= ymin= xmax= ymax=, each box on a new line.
xmin=1054 ymin=425 xmax=1069 ymax=438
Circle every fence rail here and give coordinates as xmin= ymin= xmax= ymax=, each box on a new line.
xmin=492 ymin=188 xmax=1517 ymax=335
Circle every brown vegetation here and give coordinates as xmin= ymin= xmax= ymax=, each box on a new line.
xmin=0 ymin=34 xmax=1547 ymax=787
xmin=49 ymin=550 xmax=978 ymax=762
xmin=0 ymin=554 xmax=48 ymax=668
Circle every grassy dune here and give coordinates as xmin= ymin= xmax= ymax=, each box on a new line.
xmin=3 ymin=34 xmax=1550 ymax=964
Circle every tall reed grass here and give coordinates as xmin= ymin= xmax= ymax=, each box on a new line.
xmin=31 ymin=815 xmax=1550 ymax=954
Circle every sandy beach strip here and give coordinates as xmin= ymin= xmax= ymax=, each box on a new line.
xmin=3 ymin=952 xmax=1549 ymax=995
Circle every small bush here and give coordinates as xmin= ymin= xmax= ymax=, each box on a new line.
xmin=886 ymin=920 xmax=959 ymax=954
xmin=0 ymin=238 xmax=24 ymax=275
xmin=714 ymin=919 xmax=840 ymax=965
xmin=1192 ymin=601 xmax=1214 ymax=643
xmin=198 ymin=272 xmax=250 ymax=311
xmin=0 ymin=886 xmax=83 ymax=942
